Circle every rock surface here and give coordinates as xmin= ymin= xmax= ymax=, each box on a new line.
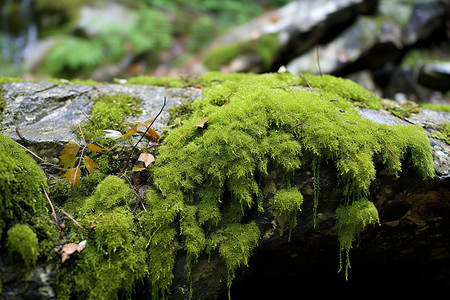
xmin=1 ymin=80 xmax=449 ymax=298
xmin=0 ymin=81 xmax=201 ymax=160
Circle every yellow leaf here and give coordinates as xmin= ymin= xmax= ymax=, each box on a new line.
xmin=87 ymin=143 xmax=106 ymax=153
xmin=124 ymin=125 xmax=138 ymax=140
xmin=64 ymin=167 xmax=81 ymax=187
xmin=59 ymin=141 xmax=80 ymax=170
xmin=83 ymin=156 xmax=99 ymax=175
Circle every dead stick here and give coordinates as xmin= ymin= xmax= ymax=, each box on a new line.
xmin=42 ymin=186 xmax=59 ymax=225
xmin=298 ymin=74 xmax=313 ymax=91
xmin=60 ymin=209 xmax=88 ymax=231
xmin=286 ymin=121 xmax=311 ymax=132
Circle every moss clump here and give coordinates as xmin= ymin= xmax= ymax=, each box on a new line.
xmin=81 ymin=93 xmax=141 ymax=143
xmin=207 ymin=222 xmax=260 ymax=298
xmin=65 ymin=176 xmax=148 ymax=300
xmin=336 ymin=198 xmax=380 ymax=280
xmin=271 ymin=188 xmax=303 ymax=239
xmin=53 ymin=72 xmax=435 ymax=298
xmin=203 ymin=34 xmax=280 ymax=71
xmin=142 ymin=71 xmax=433 ymax=295
xmin=6 ymin=224 xmax=39 ymax=267
xmin=0 ymin=133 xmax=49 ymax=240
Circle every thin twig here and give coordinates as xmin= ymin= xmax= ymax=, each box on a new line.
xmin=60 ymin=209 xmax=88 ymax=231
xmin=298 ymin=74 xmax=313 ymax=91
xmin=120 ymin=96 xmax=166 ymax=174
xmin=385 ymin=145 xmax=398 ymax=160
xmin=286 ymin=121 xmax=311 ymax=132
xmin=42 ymin=185 xmax=59 ymax=225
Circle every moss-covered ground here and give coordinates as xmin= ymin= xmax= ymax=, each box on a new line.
xmin=0 ymin=72 xmax=436 ymax=299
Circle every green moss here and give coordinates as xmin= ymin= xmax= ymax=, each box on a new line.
xmin=207 ymin=222 xmax=260 ymax=298
xmin=67 ymin=176 xmax=148 ymax=300
xmin=203 ymin=34 xmax=280 ymax=71
xmin=54 ymin=72 xmax=435 ymax=298
xmin=143 ymin=71 xmax=433 ymax=292
xmin=299 ymin=73 xmax=382 ymax=109
xmin=6 ymin=223 xmax=39 ymax=267
xmin=431 ymin=122 xmax=450 ymax=144
xmin=203 ymin=43 xmax=243 ymax=71
xmin=0 ymin=76 xmax=23 ymax=84
xmin=336 ymin=198 xmax=380 ymax=280
xmin=271 ymin=188 xmax=303 ymax=239
xmin=422 ymin=103 xmax=450 ymax=113
xmin=126 ymin=75 xmax=189 ymax=88
xmin=0 ymin=133 xmax=49 ymax=240
xmin=81 ymin=93 xmax=141 ymax=143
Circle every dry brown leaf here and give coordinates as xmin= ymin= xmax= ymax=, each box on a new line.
xmin=61 ymin=240 xmax=87 ymax=263
xmin=136 ymin=127 xmax=160 ymax=142
xmin=125 ymin=118 xmax=158 ymax=141
xmin=137 ymin=152 xmax=155 ymax=167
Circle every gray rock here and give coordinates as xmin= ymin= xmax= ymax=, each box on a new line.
xmin=418 ymin=62 xmax=450 ymax=92
xmin=286 ymin=15 xmax=403 ymax=75
xmin=202 ymin=0 xmax=378 ymax=72
xmin=0 ymin=81 xmax=201 ymax=160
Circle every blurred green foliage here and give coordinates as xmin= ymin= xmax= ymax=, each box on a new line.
xmin=1 ymin=0 xmax=291 ymax=78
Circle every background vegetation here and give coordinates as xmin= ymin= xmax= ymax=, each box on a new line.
xmin=0 ymin=0 xmax=291 ymax=78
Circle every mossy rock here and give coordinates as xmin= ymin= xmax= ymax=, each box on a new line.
xmin=2 ymin=72 xmax=437 ymax=299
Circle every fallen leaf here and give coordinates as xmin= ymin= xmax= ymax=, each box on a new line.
xmin=102 ymin=130 xmax=123 ymax=140
xmin=125 ymin=118 xmax=160 ymax=141
xmin=194 ymin=116 xmax=211 ymax=128
xmin=137 ymin=127 xmax=160 ymax=142
xmin=83 ymin=156 xmax=99 ymax=175
xmin=61 ymin=240 xmax=87 ymax=263
xmin=87 ymin=143 xmax=106 ymax=153
xmin=171 ymin=116 xmax=211 ymax=149
xmin=64 ymin=167 xmax=81 ymax=187
xmin=59 ymin=141 xmax=80 ymax=169
xmin=137 ymin=152 xmax=155 ymax=167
